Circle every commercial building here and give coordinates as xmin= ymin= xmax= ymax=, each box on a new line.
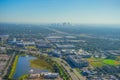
xmin=67 ymin=55 xmax=89 ymax=68
xmin=0 ymin=35 xmax=9 ymax=40
xmin=36 ymin=44 xmax=51 ymax=48
xmin=43 ymin=72 xmax=59 ymax=79
xmin=50 ymin=50 xmax=61 ymax=57
xmin=77 ymin=49 xmax=92 ymax=58
xmin=29 ymin=69 xmax=59 ymax=79
xmin=56 ymin=44 xmax=75 ymax=49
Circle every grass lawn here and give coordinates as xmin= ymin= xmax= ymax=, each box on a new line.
xmin=30 ymin=58 xmax=53 ymax=71
xmin=116 ymin=56 xmax=120 ymax=60
xmin=86 ymin=58 xmax=120 ymax=68
xmin=103 ymin=59 xmax=120 ymax=65
xmin=86 ymin=58 xmax=104 ymax=67
xmin=18 ymin=74 xmax=29 ymax=80
xmin=25 ymin=46 xmax=36 ymax=49
xmin=9 ymin=55 xmax=19 ymax=79
xmin=87 ymin=57 xmax=104 ymax=62
xmin=90 ymin=62 xmax=105 ymax=67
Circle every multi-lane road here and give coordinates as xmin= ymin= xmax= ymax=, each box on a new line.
xmin=52 ymin=57 xmax=86 ymax=80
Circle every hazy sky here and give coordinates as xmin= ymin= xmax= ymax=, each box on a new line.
xmin=0 ymin=0 xmax=120 ymax=24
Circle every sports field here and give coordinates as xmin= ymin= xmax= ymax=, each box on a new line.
xmin=86 ymin=58 xmax=120 ymax=67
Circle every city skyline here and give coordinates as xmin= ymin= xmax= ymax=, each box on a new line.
xmin=0 ymin=0 xmax=120 ymax=24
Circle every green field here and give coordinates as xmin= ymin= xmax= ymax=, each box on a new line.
xmin=116 ymin=56 xmax=120 ymax=60
xmin=18 ymin=74 xmax=29 ymax=80
xmin=9 ymin=55 xmax=19 ymax=79
xmin=30 ymin=58 xmax=53 ymax=71
xmin=103 ymin=59 xmax=120 ymax=65
xmin=86 ymin=58 xmax=120 ymax=67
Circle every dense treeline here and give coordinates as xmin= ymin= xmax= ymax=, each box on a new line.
xmin=76 ymin=37 xmax=120 ymax=51
xmin=50 ymin=24 xmax=120 ymax=39
xmin=53 ymin=63 xmax=71 ymax=80
xmin=0 ymin=23 xmax=54 ymax=35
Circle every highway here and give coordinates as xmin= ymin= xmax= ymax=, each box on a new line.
xmin=60 ymin=58 xmax=86 ymax=80
xmin=52 ymin=57 xmax=86 ymax=80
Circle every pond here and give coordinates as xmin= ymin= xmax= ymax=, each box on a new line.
xmin=13 ymin=55 xmax=48 ymax=79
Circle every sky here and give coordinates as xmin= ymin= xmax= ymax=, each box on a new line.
xmin=0 ymin=0 xmax=120 ymax=24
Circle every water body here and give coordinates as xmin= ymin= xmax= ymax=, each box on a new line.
xmin=13 ymin=55 xmax=48 ymax=79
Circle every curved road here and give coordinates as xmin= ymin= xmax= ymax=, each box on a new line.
xmin=52 ymin=57 xmax=86 ymax=80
